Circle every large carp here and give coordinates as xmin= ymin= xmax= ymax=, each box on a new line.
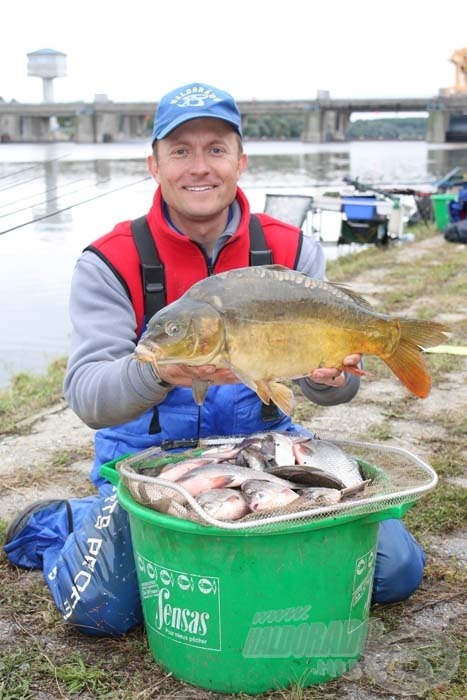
xmin=134 ymin=265 xmax=448 ymax=415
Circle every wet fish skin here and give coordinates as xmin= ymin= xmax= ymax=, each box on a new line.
xmin=293 ymin=439 xmax=363 ymax=488
xmin=293 ymin=487 xmax=343 ymax=507
xmin=134 ymin=265 xmax=448 ymax=415
xmin=266 ymin=464 xmax=347 ymax=490
xmin=196 ymin=488 xmax=250 ymax=521
xmin=269 ymin=432 xmax=296 ymax=466
xmin=201 ymin=444 xmax=245 ymax=461
xmin=256 ymin=433 xmax=277 ymax=464
xmin=241 ymin=479 xmax=300 ymax=512
xmin=175 ymin=463 xmax=297 ymax=497
xmin=159 ymin=457 xmax=218 ymax=482
xmin=293 ymin=479 xmax=370 ymax=508
xmin=238 ymin=446 xmax=269 ymax=471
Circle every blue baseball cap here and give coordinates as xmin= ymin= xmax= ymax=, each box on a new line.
xmin=152 ymin=82 xmax=242 ymax=142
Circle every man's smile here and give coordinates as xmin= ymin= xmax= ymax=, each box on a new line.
xmin=184 ymin=185 xmax=216 ymax=191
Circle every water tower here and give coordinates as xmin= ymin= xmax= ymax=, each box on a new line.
xmin=27 ymin=48 xmax=67 ymax=102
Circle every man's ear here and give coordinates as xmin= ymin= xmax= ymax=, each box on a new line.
xmin=147 ymin=155 xmax=160 ymax=183
xmin=237 ymin=152 xmax=248 ymax=179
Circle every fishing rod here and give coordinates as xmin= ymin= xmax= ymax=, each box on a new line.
xmin=0 ymin=178 xmax=111 ymax=220
xmin=342 ymin=176 xmax=399 ymax=200
xmin=0 ymin=153 xmax=71 ymax=182
xmin=341 ymin=175 xmax=438 ymax=228
xmin=0 ymin=175 xmax=152 ymax=236
xmin=343 ymin=168 xmax=467 ymax=197
xmin=0 ymin=175 xmax=90 ymax=211
xmin=438 ymin=178 xmax=467 ymax=189
xmin=432 ymin=167 xmax=461 ymax=191
xmin=0 ymin=170 xmax=64 ymax=194
xmin=0 ymin=154 xmax=72 ymax=193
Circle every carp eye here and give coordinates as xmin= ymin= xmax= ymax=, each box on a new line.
xmin=165 ymin=321 xmax=180 ymax=337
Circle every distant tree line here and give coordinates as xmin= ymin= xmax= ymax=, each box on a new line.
xmin=242 ymin=116 xmax=428 ymax=140
xmin=346 ymin=118 xmax=427 ymax=140
xmin=242 ymin=115 xmax=305 ymax=139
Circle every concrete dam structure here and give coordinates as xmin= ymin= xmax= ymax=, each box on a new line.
xmin=1 ymin=94 xmax=467 ymax=144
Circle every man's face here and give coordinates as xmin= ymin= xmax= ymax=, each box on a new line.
xmin=148 ymin=118 xmax=247 ymax=228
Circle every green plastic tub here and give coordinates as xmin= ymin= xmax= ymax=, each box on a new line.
xmin=430 ymin=192 xmax=456 ymax=231
xmin=101 ymin=459 xmax=414 ymax=695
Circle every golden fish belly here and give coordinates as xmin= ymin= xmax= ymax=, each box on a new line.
xmin=224 ymin=315 xmax=400 ymax=379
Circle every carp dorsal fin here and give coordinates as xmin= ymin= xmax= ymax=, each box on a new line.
xmin=261 ymin=264 xmax=290 ymax=272
xmin=328 ymin=282 xmax=375 ymax=310
xmin=261 ymin=266 xmax=375 ymax=311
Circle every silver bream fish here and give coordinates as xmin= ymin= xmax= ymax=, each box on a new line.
xmin=241 ymin=479 xmax=300 ymax=512
xmin=293 ymin=439 xmax=363 ymax=488
xmin=175 ymin=463 xmax=297 ymax=498
xmin=196 ymin=488 xmax=250 ymax=520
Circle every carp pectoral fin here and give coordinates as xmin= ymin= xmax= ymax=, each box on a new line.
xmin=226 ymin=368 xmax=296 ymax=416
xmin=253 ymin=379 xmax=272 ymax=405
xmin=256 ymin=380 xmax=296 ymax=417
xmin=192 ymin=379 xmax=210 ymax=406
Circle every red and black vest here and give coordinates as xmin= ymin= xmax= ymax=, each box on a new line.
xmin=85 ymin=187 xmax=302 ymax=336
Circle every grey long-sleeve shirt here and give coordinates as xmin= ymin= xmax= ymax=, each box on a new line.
xmin=64 ymin=216 xmax=360 ymax=429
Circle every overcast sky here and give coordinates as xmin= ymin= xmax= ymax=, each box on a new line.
xmin=2 ymin=0 xmax=466 ymax=105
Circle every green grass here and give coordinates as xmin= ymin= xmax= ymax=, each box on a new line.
xmin=404 ymin=482 xmax=467 ymax=537
xmin=0 ymin=357 xmax=67 ymax=435
xmin=326 ymin=246 xmax=390 ymax=282
xmin=1 ymin=226 xmax=466 ymax=699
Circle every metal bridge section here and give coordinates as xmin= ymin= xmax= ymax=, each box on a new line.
xmin=1 ymin=95 xmax=466 ymax=144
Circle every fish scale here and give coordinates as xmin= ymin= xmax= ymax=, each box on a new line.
xmin=176 ymin=463 xmax=298 ymax=498
xmin=293 ymin=439 xmax=363 ymax=488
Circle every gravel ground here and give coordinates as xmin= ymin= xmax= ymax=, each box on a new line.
xmin=0 ymin=234 xmax=465 ymax=699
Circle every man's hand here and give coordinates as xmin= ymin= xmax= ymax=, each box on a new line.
xmin=155 ymin=363 xmax=239 ymax=388
xmin=308 ymin=354 xmax=363 ymax=387
xmin=155 ymin=354 xmax=363 ymax=389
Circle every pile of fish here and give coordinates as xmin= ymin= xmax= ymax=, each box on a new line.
xmin=144 ymin=432 xmax=370 ymax=523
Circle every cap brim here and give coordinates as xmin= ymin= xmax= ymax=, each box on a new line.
xmin=155 ymin=112 xmax=241 ymax=140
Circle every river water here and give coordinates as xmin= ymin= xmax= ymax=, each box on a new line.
xmin=1 ymin=140 xmax=467 ymax=388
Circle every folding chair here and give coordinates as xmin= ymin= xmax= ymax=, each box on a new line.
xmin=263 ymin=194 xmax=314 ymax=235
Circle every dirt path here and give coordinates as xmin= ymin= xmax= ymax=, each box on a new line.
xmin=0 ymin=233 xmax=465 ymax=699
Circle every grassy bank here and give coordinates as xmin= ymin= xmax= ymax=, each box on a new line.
xmin=0 ymin=226 xmax=466 ymax=699
xmin=0 ymin=357 xmax=67 ymax=435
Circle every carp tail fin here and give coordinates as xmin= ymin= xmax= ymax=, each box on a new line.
xmin=384 ymin=319 xmax=448 ymax=398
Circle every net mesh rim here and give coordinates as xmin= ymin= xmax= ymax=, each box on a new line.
xmin=116 ymin=439 xmax=438 ymax=531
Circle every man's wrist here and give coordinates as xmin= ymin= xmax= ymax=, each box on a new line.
xmin=149 ymin=364 xmax=173 ymax=389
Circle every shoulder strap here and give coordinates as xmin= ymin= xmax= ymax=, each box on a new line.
xmin=131 ymin=215 xmax=166 ymax=320
xmin=246 ymin=216 xmax=277 ymax=420
xmin=249 ymin=214 xmax=273 ymax=265
xmin=132 ymin=213 xmax=279 ymax=420
xmin=131 ymin=214 xmax=272 ymax=322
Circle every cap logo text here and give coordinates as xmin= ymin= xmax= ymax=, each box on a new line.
xmin=170 ymin=86 xmax=222 ymax=109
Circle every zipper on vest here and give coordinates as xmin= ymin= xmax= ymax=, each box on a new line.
xmin=192 ymin=241 xmax=215 ymax=276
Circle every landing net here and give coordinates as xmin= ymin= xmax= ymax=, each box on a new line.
xmin=116 ymin=438 xmax=437 ymax=532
